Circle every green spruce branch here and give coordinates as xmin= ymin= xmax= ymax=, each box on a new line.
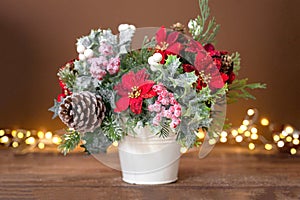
xmin=58 ymin=129 xmax=81 ymax=155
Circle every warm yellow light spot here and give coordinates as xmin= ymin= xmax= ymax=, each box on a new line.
xmin=12 ymin=141 xmax=19 ymax=148
xmin=231 ymin=129 xmax=238 ymax=137
xmin=244 ymin=131 xmax=251 ymax=137
xmin=250 ymin=127 xmax=258 ymax=134
xmin=247 ymin=109 xmax=255 ymax=116
xmin=248 ymin=143 xmax=255 ymax=150
xmin=242 ymin=120 xmax=250 ymax=126
xmin=239 ymin=125 xmax=248 ymax=132
xmin=293 ymin=133 xmax=299 ymax=139
xmin=260 ymin=118 xmax=269 ymax=126
xmin=277 ymin=140 xmax=285 ymax=148
xmin=220 ymin=137 xmax=227 ymax=143
xmin=17 ymin=132 xmax=24 ymax=139
xmin=251 ymin=133 xmax=259 ymax=140
xmin=235 ymin=135 xmax=243 ymax=143
xmin=37 ymin=131 xmax=44 ymax=139
xmin=11 ymin=130 xmax=17 ymax=137
xmin=112 ymin=141 xmax=118 ymax=147
xmin=45 ymin=132 xmax=53 ymax=140
xmin=292 ymin=139 xmax=299 ymax=145
xmin=208 ymin=138 xmax=216 ymax=145
xmin=52 ymin=136 xmax=62 ymax=145
xmin=180 ymin=147 xmax=187 ymax=153
xmin=285 ymin=126 xmax=294 ymax=134
xmin=196 ymin=130 xmax=205 ymax=139
xmin=290 ymin=148 xmax=297 ymax=155
xmin=26 ymin=131 xmax=31 ymax=137
xmin=273 ymin=135 xmax=280 ymax=142
xmin=264 ymin=144 xmax=273 ymax=151
xmin=286 ymin=136 xmax=293 ymax=142
xmin=281 ymin=130 xmax=288 ymax=137
xmin=279 ymin=133 xmax=286 ymax=139
xmin=220 ymin=131 xmax=228 ymax=138
xmin=25 ymin=137 xmax=35 ymax=145
xmin=38 ymin=143 xmax=45 ymax=149
xmin=0 ymin=130 xmax=5 ymax=136
xmin=0 ymin=136 xmax=9 ymax=144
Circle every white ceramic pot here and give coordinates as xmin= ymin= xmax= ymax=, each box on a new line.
xmin=118 ymin=126 xmax=181 ymax=185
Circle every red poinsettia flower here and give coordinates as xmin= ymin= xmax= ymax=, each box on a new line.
xmin=155 ymin=26 xmax=182 ymax=63
xmin=114 ymin=69 xmax=157 ymax=114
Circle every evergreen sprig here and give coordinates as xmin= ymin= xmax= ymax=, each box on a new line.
xmin=58 ymin=129 xmax=81 ymax=155
xmin=227 ymin=79 xmax=266 ymax=103
xmin=57 ymin=67 xmax=77 ymax=90
xmin=188 ymin=0 xmax=220 ymax=45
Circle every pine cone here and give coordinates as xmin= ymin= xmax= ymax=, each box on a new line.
xmin=58 ymin=91 xmax=106 ymax=132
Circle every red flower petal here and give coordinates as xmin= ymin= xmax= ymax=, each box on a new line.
xmin=129 ymin=97 xmax=143 ymax=114
xmin=114 ymin=96 xmax=130 ymax=113
xmin=156 ymin=26 xmax=166 ymax=44
xmin=166 ymin=31 xmax=179 ymax=45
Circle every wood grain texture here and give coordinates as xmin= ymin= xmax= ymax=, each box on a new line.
xmin=1 ymin=146 xmax=300 ymax=200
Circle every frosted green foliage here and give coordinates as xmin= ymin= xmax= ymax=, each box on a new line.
xmin=101 ymin=113 xmax=124 ymax=142
xmin=153 ymin=55 xmax=226 ymax=147
xmin=58 ymin=129 xmax=81 ymax=155
xmin=188 ymin=0 xmax=220 ymax=45
xmin=119 ymin=28 xmax=136 ymax=54
xmin=81 ymin=127 xmax=112 ymax=154
xmin=72 ymin=76 xmax=98 ymax=93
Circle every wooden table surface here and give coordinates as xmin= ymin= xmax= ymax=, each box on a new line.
xmin=0 ymin=146 xmax=300 ymax=200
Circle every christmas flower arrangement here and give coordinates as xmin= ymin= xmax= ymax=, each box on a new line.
xmin=49 ymin=0 xmax=265 ymax=155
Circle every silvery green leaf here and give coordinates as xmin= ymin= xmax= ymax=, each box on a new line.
xmin=73 ymin=76 xmax=98 ymax=93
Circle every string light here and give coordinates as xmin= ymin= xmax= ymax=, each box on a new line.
xmin=242 ymin=120 xmax=250 ymax=126
xmin=231 ymin=129 xmax=238 ymax=137
xmin=290 ymin=148 xmax=297 ymax=155
xmin=260 ymin=118 xmax=269 ymax=126
xmin=17 ymin=132 xmax=24 ymax=139
xmin=45 ymin=132 xmax=53 ymax=139
xmin=244 ymin=131 xmax=251 ymax=137
xmin=235 ymin=135 xmax=243 ymax=143
xmin=247 ymin=109 xmax=255 ymax=116
xmin=38 ymin=143 xmax=45 ymax=149
xmin=218 ymin=108 xmax=299 ymax=155
xmin=37 ymin=131 xmax=44 ymax=139
xmin=264 ymin=144 xmax=272 ymax=151
xmin=0 ymin=130 xmax=5 ymax=136
xmin=112 ymin=141 xmax=119 ymax=147
xmin=273 ymin=135 xmax=280 ymax=142
xmin=277 ymin=140 xmax=285 ymax=148
xmin=220 ymin=137 xmax=227 ymax=143
xmin=180 ymin=147 xmax=187 ymax=153
xmin=0 ymin=136 xmax=9 ymax=144
xmin=248 ymin=143 xmax=255 ymax=150
xmin=250 ymin=133 xmax=259 ymax=140
xmin=12 ymin=141 xmax=19 ymax=148
xmin=196 ymin=129 xmax=205 ymax=139
xmin=285 ymin=126 xmax=294 ymax=134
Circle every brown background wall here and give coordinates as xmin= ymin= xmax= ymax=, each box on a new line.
xmin=0 ymin=0 xmax=299 ymax=131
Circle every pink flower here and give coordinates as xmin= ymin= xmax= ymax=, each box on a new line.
xmin=88 ymin=56 xmax=108 ymax=70
xmin=90 ymin=65 xmax=107 ymax=80
xmin=98 ymin=42 xmax=114 ymax=56
xmin=107 ymin=57 xmax=120 ymax=75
